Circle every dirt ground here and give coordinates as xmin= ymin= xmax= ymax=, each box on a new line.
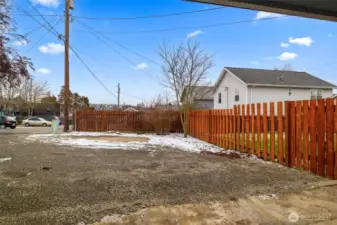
xmin=0 ymin=128 xmax=334 ymax=225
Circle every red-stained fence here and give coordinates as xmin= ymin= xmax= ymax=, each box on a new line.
xmin=75 ymin=110 xmax=183 ymax=133
xmin=188 ymin=99 xmax=337 ymax=179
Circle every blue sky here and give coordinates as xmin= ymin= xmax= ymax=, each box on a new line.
xmin=12 ymin=0 xmax=337 ymax=104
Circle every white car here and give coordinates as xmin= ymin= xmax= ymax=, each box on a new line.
xmin=23 ymin=117 xmax=52 ymax=127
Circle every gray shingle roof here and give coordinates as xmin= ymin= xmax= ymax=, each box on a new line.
xmin=182 ymin=86 xmax=214 ymax=101
xmin=226 ymin=67 xmax=336 ymax=88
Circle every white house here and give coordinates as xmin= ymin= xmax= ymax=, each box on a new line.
xmin=213 ymin=67 xmax=336 ymax=109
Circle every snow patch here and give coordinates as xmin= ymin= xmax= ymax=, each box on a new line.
xmin=26 ymin=132 xmax=222 ymax=153
xmin=26 ymin=132 xmax=264 ymax=162
xmin=0 ymin=157 xmax=11 ymax=163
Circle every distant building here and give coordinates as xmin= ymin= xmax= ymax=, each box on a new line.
xmin=124 ymin=107 xmax=139 ymax=112
xmin=181 ymin=86 xmax=214 ymax=109
xmin=212 ymin=67 xmax=336 ymax=109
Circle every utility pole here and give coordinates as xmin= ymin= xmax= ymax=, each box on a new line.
xmin=64 ymin=0 xmax=71 ymax=132
xmin=117 ymin=83 xmax=120 ymax=109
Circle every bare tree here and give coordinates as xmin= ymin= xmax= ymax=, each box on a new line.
xmin=274 ymin=63 xmax=294 ymax=84
xmin=159 ymin=41 xmax=214 ymax=137
xmin=274 ymin=63 xmax=294 ymax=72
xmin=0 ymin=0 xmax=33 ymax=87
xmin=0 ymin=81 xmax=20 ymax=107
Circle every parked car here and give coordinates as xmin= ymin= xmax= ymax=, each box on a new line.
xmin=22 ymin=117 xmax=52 ymax=127
xmin=0 ymin=116 xmax=17 ymax=129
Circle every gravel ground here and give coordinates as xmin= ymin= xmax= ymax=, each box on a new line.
xmin=0 ymin=128 xmax=325 ymax=225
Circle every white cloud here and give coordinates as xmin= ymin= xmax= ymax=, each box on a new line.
xmin=31 ymin=0 xmax=60 ymax=8
xmin=280 ymin=43 xmax=290 ymax=48
xmin=13 ymin=40 xmax=28 ymax=47
xmin=328 ymin=34 xmax=333 ymax=38
xmin=279 ymin=52 xmax=297 ymax=61
xmin=254 ymin=11 xmax=284 ymax=20
xmin=186 ymin=30 xmax=204 ymax=39
xmin=288 ymin=37 xmax=314 ymax=47
xmin=37 ymin=68 xmax=52 ymax=75
xmin=135 ymin=63 xmax=148 ymax=70
xmin=251 ymin=61 xmax=259 ymax=65
xmin=39 ymin=43 xmax=64 ymax=54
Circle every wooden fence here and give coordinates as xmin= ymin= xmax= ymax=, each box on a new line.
xmin=75 ymin=110 xmax=183 ymax=133
xmin=188 ymin=98 xmax=337 ymax=179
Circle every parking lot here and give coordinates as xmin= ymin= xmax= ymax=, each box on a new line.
xmin=0 ymin=128 xmax=336 ymax=224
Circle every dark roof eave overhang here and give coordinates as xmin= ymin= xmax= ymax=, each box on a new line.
xmin=185 ymin=0 xmax=337 ymax=22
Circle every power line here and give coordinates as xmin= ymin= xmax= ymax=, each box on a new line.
xmin=76 ymin=20 xmax=159 ymax=81
xmin=12 ymin=1 xmax=60 ymax=38
xmin=76 ymin=19 xmax=161 ymax=66
xmin=12 ymin=0 xmax=117 ymax=100
xmin=73 ymin=16 xmax=287 ymax=35
xmin=75 ymin=7 xmax=224 ymax=20
xmin=28 ymin=18 xmax=63 ymax=52
xmin=24 ymin=0 xmax=62 ymax=37
xmin=68 ymin=45 xmax=118 ymax=98
xmin=121 ymin=92 xmax=147 ymax=102
xmin=10 ymin=7 xmax=224 ymax=21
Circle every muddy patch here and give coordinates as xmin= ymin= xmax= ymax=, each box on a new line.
xmin=72 ymin=136 xmax=149 ymax=143
xmin=201 ymin=150 xmax=243 ymax=159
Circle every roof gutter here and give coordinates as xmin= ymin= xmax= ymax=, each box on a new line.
xmin=246 ymin=83 xmax=337 ymax=89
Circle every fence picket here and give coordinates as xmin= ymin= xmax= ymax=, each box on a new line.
xmin=251 ymin=104 xmax=255 ymax=155
xmin=335 ymin=99 xmax=337 ymax=179
xmin=225 ymin=110 xmax=229 ymax=149
xmin=309 ymin=100 xmax=317 ymax=174
xmin=237 ymin=106 xmax=241 ymax=151
xmin=241 ymin=105 xmax=245 ymax=152
xmin=257 ymin=103 xmax=261 ymax=158
xmin=326 ymin=98 xmax=335 ymax=179
xmin=296 ymin=101 xmax=303 ymax=169
xmin=263 ymin=103 xmax=268 ymax=160
xmin=270 ymin=102 xmax=275 ymax=162
xmin=303 ymin=100 xmax=309 ymax=171
xmin=277 ymin=102 xmax=284 ymax=164
xmin=290 ymin=101 xmax=296 ymax=167
xmin=233 ymin=107 xmax=237 ymax=150
xmin=229 ymin=109 xmax=233 ymax=149
xmin=246 ymin=104 xmax=250 ymax=153
xmin=317 ymin=99 xmax=326 ymax=177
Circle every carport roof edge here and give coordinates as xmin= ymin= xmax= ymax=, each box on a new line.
xmin=185 ymin=0 xmax=337 ymax=22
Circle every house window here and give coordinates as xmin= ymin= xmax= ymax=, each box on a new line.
xmin=311 ymin=89 xmax=323 ymax=100
xmin=288 ymin=88 xmax=292 ymax=96
xmin=218 ymin=92 xmax=222 ymax=104
xmin=235 ymin=89 xmax=239 ymax=102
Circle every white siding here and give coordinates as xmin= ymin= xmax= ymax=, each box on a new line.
xmin=248 ymin=86 xmax=333 ymax=104
xmin=214 ymin=71 xmax=247 ymax=109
